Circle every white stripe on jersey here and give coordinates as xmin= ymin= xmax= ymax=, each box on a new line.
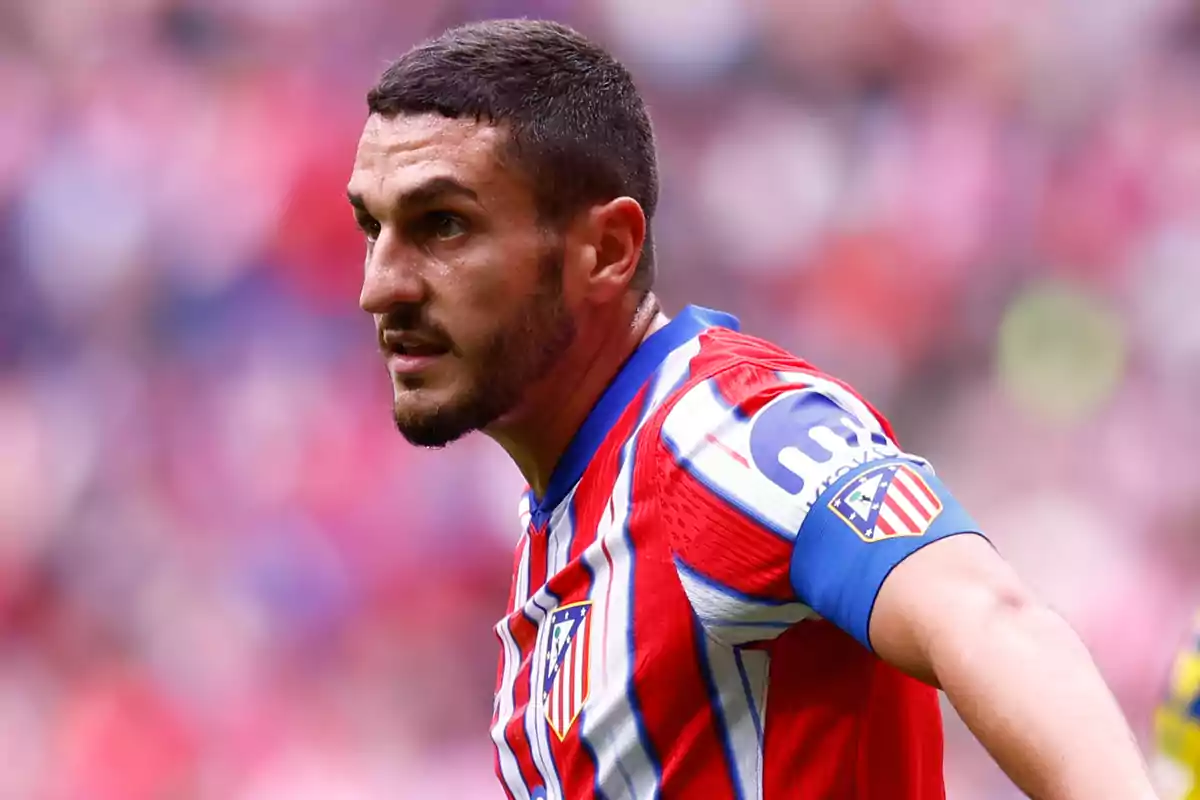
xmin=525 ymin=597 xmax=566 ymax=800
xmin=513 ymin=533 xmax=532 ymax=614
xmin=578 ymin=334 xmax=703 ymax=800
xmin=735 ymin=648 xmax=770 ymax=745
xmin=493 ymin=518 xmax=534 ymax=800
xmin=886 ymin=487 xmax=925 ymax=529
xmin=546 ymin=490 xmax=576 ymax=580
xmin=736 ymin=648 xmax=770 ymax=796
xmin=521 ymin=499 xmax=578 ymax=800
xmin=573 ymin=619 xmax=587 ymax=714
xmin=697 ymin=633 xmax=770 ymax=800
xmin=519 ymin=491 xmax=533 ymax=534
xmin=492 ymin=614 xmax=533 ymax=800
xmin=879 ymin=503 xmax=908 ymax=535
xmin=675 ymin=562 xmax=815 ymax=646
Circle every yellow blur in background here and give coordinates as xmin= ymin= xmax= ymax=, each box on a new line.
xmin=2 ymin=0 xmax=1200 ymax=797
xmin=1154 ymin=614 xmax=1200 ymax=800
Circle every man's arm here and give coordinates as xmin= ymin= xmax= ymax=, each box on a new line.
xmin=870 ymin=534 xmax=1156 ymax=800
xmin=653 ymin=370 xmax=1153 ymax=795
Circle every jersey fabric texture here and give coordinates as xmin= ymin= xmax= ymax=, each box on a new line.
xmin=1154 ymin=613 xmax=1200 ymax=800
xmin=490 ymin=306 xmax=985 ymax=800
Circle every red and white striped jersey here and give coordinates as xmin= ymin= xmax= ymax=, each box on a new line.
xmin=491 ymin=306 xmax=983 ymax=799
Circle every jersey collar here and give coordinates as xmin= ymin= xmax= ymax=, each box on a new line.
xmin=534 ymin=305 xmax=741 ymax=518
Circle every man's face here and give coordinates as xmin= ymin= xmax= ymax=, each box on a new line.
xmin=347 ymin=114 xmax=576 ymax=447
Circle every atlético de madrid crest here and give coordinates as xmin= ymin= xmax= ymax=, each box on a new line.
xmin=542 ymin=601 xmax=592 ymax=741
xmin=829 ymin=462 xmax=943 ymax=543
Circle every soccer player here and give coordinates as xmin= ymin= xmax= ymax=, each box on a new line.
xmin=346 ymin=19 xmax=1157 ymax=799
xmin=1153 ymin=612 xmax=1200 ymax=799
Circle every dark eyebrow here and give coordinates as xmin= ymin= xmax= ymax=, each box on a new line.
xmin=346 ymin=177 xmax=479 ymax=217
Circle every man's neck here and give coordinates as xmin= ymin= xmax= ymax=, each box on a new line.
xmin=488 ymin=293 xmax=668 ymax=501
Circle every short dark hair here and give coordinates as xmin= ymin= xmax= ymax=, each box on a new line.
xmin=367 ymin=19 xmax=658 ymax=291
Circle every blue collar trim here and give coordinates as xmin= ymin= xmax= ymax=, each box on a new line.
xmin=534 ymin=305 xmax=740 ymax=519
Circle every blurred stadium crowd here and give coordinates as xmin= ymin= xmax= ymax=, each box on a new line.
xmin=3 ymin=0 xmax=1200 ymax=797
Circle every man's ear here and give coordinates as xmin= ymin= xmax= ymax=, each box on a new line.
xmin=580 ymin=196 xmax=646 ymax=303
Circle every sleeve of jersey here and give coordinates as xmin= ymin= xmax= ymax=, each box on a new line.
xmin=656 ymin=371 xmax=985 ymax=650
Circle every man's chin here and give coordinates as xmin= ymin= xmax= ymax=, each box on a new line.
xmin=395 ymin=426 xmax=468 ymax=449
xmin=393 ymin=411 xmax=474 ymax=448
xmin=392 ymin=393 xmax=493 ymax=449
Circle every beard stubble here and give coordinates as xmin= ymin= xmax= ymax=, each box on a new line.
xmin=392 ymin=247 xmax=576 ymax=448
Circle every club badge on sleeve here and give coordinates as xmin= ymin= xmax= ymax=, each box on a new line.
xmin=543 ymin=601 xmax=593 ymax=741
xmin=829 ymin=462 xmax=943 ymax=543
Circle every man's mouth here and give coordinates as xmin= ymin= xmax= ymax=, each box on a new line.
xmin=389 ymin=341 xmax=449 ymax=357
xmin=382 ymin=332 xmax=452 ymax=373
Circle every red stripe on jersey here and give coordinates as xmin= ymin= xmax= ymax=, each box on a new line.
xmin=695 ymin=329 xmax=902 ymax=445
xmin=526 ymin=526 xmax=549 ymax=604
xmin=885 ymin=496 xmax=919 ymax=533
xmin=653 ymin=443 xmax=796 ymax=602
xmin=890 ymin=473 xmax=927 ymax=517
xmin=580 ymin=618 xmax=591 ymax=717
xmin=556 ymin=652 xmax=566 ymax=735
xmin=566 ymin=386 xmax=646 ymax=565
xmin=704 ymin=431 xmax=750 ymax=468
xmin=877 ymin=512 xmax=898 ymax=537
xmin=904 ymin=467 xmax=940 ymax=509
xmin=707 ymin=361 xmax=796 ymax=419
xmin=597 ymin=535 xmax=616 ymax=694
xmin=568 ymin=482 xmax=607 ymax=566
xmin=761 ymin=621 xmax=945 ymax=798
xmin=626 ymin=437 xmax=740 ymax=797
xmin=503 ymin=613 xmax=546 ymax=795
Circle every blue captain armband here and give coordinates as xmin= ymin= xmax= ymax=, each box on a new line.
xmin=789 ymin=458 xmax=985 ymax=651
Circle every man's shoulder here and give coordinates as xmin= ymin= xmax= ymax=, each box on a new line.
xmin=687 ymin=325 xmax=815 ymax=381
xmin=653 ymin=325 xmax=892 ymax=444
xmin=632 ymin=327 xmax=907 ymax=540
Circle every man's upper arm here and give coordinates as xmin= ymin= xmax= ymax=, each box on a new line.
xmin=866 ymin=533 xmax=1013 ymax=684
xmin=656 ymin=366 xmax=986 ymax=653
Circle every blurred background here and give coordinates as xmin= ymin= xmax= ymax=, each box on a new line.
xmin=2 ymin=0 xmax=1200 ymax=797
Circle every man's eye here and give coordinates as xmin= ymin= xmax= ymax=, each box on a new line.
xmin=426 ymin=212 xmax=467 ymax=241
xmin=357 ymin=214 xmax=381 ymax=241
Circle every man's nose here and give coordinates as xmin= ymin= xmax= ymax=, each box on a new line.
xmin=359 ymin=230 xmax=425 ymax=314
